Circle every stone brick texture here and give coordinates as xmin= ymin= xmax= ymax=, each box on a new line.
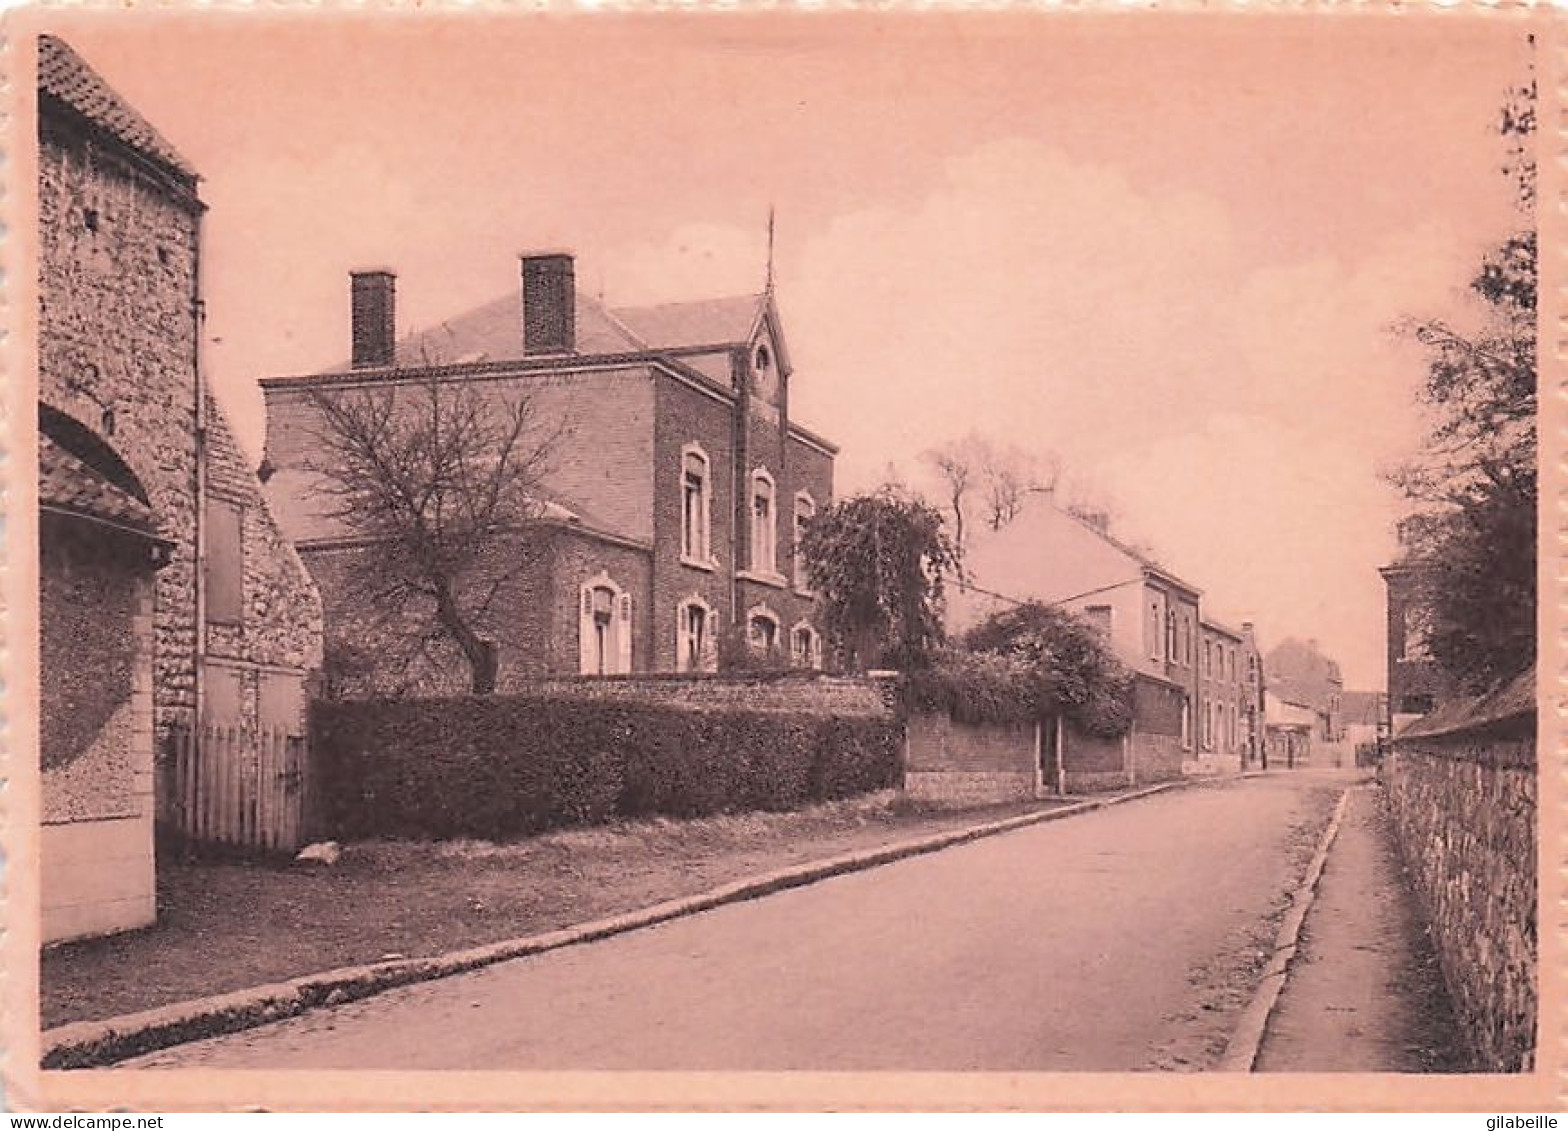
xmin=1384 ymin=731 xmax=1536 ymax=1071
xmin=906 ymin=711 xmax=1037 ymax=776
xmin=513 ymin=672 xmax=891 ymax=717
xmin=39 ymin=112 xmax=202 ymax=733
xmin=904 ymin=770 xmax=1036 ymax=807
xmin=39 ymin=108 xmax=322 ymax=740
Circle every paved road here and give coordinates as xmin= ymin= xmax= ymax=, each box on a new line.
xmin=131 ymin=774 xmax=1346 ymax=1071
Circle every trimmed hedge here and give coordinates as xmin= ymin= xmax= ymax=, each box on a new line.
xmin=310 ymin=694 xmax=902 ymax=841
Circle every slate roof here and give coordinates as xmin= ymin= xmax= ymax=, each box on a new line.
xmin=37 ymin=34 xmax=196 ymax=179
xmin=1340 ymin=690 xmax=1385 ymax=727
xmin=609 ymin=293 xmax=766 ymax=351
xmin=38 ymin=432 xmax=158 ymax=535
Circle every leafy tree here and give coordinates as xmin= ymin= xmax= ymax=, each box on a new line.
xmin=1392 ymin=70 xmax=1536 ymax=690
xmin=306 ymin=372 xmax=562 ymax=694
xmin=964 ymin=601 xmax=1134 ymax=737
xmin=799 ymin=487 xmax=959 ymax=672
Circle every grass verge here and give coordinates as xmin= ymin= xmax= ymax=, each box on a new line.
xmin=43 ymin=790 xmax=1069 ymax=1029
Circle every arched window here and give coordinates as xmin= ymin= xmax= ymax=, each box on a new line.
xmin=750 ymin=468 xmax=776 ymax=575
xmin=579 ymin=573 xmax=632 ymax=675
xmin=793 ymin=491 xmax=816 ymax=591
xmin=680 ymin=444 xmax=712 ymax=567
xmin=791 ymin=621 xmax=822 ymax=670
xmin=676 ymin=596 xmax=717 ymax=673
xmin=1180 ymin=698 xmax=1192 ymax=750
xmin=747 ymin=604 xmax=781 ymax=655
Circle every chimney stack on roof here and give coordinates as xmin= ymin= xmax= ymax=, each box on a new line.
xmin=350 ymin=270 xmax=396 ymax=369
xmin=520 ymin=252 xmax=575 ymax=356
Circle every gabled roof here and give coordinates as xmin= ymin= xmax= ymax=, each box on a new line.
xmin=1340 ymin=690 xmax=1385 ymax=727
xmin=329 ymin=291 xmax=645 ymax=373
xmin=1059 ymin=506 xmax=1200 ymax=597
xmin=610 ymin=293 xmax=767 ymax=352
xmin=37 ymin=34 xmax=196 ymax=180
xmin=39 ymin=432 xmax=158 ymax=535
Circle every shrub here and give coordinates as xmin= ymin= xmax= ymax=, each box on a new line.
xmin=310 ymin=694 xmax=901 ymax=841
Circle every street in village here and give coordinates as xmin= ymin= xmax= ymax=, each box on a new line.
xmin=124 ymin=773 xmax=1463 ymax=1072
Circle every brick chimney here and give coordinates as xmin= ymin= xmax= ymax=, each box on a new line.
xmin=520 ymin=252 xmax=575 ymax=355
xmin=350 ymin=270 xmax=396 ymax=369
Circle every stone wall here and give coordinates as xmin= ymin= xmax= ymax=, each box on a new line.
xmin=39 ymin=110 xmax=202 ymax=733
xmin=904 ymin=711 xmax=1038 ymax=806
xmin=1384 ymin=683 xmax=1535 ymax=1072
xmin=517 ymin=671 xmax=891 ymax=718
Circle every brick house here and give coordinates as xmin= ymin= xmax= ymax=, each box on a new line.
xmin=37 ymin=36 xmax=322 ymax=942
xmin=1379 ymin=520 xmax=1458 ymax=733
xmin=258 ymin=254 xmax=837 ymax=694
xmin=947 ymin=501 xmax=1198 ymax=785
xmin=1197 ymin=616 xmax=1247 ymax=773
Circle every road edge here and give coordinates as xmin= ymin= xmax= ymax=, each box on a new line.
xmin=44 ymin=776 xmax=1215 ymax=1069
xmin=1216 ymin=782 xmax=1356 ymax=1072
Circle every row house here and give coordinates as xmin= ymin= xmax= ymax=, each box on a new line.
xmin=259 ymin=254 xmax=836 ymax=695
xmin=1197 ymin=617 xmax=1247 ymax=772
xmin=36 ymin=36 xmax=322 ymax=941
xmin=948 ymin=501 xmax=1202 ymax=784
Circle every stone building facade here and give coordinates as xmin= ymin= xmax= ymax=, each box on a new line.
xmin=37 ymin=35 xmax=322 ymax=942
xmin=260 ymin=255 xmax=836 ymax=693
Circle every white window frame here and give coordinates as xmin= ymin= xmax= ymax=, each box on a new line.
xmin=792 ymin=490 xmax=816 ymax=593
xmin=1180 ymin=698 xmax=1192 ymax=750
xmin=790 ymin=619 xmax=823 ymax=670
xmin=679 ymin=442 xmax=715 ymax=570
xmin=579 ymin=571 xmax=633 ymax=676
xmin=747 ymin=602 xmax=782 ymax=656
xmin=750 ymin=467 xmax=778 ymax=577
xmin=676 ymin=594 xmax=718 ymax=674
xmin=1148 ymin=591 xmax=1167 ymax=662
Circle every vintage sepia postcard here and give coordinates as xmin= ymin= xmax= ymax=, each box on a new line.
xmin=1 ymin=2 xmax=1561 ymax=1113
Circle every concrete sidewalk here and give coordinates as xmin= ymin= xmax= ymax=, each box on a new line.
xmin=1254 ymin=782 xmax=1474 ymax=1072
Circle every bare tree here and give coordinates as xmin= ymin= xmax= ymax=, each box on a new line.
xmin=924 ymin=433 xmax=1062 ymax=545
xmin=307 ymin=371 xmax=563 ymax=694
xmin=978 ymin=442 xmax=1060 ymax=532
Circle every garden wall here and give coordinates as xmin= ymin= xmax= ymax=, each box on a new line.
xmin=1383 ymin=671 xmax=1536 ymax=1072
xmin=310 ymin=692 xmax=901 ymax=841
xmin=903 ymin=711 xmax=1037 ymax=806
xmin=516 ymin=671 xmax=892 ymax=717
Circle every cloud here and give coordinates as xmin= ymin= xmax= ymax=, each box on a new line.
xmin=778 ymin=137 xmax=1487 ymax=687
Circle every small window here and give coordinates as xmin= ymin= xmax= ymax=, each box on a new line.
xmin=1180 ymin=698 xmax=1192 ymax=750
xmin=205 ymin=499 xmax=244 ymax=625
xmin=681 ymin=445 xmax=712 ymax=565
xmin=677 ymin=598 xmax=716 ymax=673
xmin=579 ymin=576 xmax=632 ymax=675
xmin=748 ymin=608 xmax=780 ymax=654
xmin=755 ymin=344 xmax=771 ymax=372
xmin=751 ymin=469 xmax=776 ymax=574
xmin=793 ymin=492 xmax=816 ymax=590
xmin=791 ymin=623 xmax=821 ymax=669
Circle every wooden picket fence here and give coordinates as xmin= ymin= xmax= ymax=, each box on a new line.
xmin=164 ymin=723 xmax=310 ymax=853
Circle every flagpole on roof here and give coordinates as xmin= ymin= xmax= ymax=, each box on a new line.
xmin=765 ymin=205 xmax=776 ymax=294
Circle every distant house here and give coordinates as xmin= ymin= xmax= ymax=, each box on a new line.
xmin=1340 ymin=690 xmax=1386 ymax=754
xmin=1263 ymin=637 xmax=1349 ymax=767
xmin=948 ymin=501 xmax=1200 ymax=785
xmin=259 ymin=254 xmax=836 ymax=694
xmin=1263 ymin=692 xmax=1315 ymax=769
xmin=37 ymin=36 xmax=322 ymax=942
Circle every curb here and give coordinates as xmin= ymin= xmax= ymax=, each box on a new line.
xmin=1216 ymin=782 xmax=1356 ymax=1072
xmin=43 ymin=775 xmax=1214 ymax=1069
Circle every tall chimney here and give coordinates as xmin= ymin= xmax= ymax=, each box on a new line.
xmin=520 ymin=252 xmax=575 ymax=355
xmin=350 ymin=270 xmax=396 ymax=369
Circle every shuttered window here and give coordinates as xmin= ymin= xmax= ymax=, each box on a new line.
xmin=205 ymin=499 xmax=243 ymax=625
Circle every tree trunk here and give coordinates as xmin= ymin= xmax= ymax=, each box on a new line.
xmin=433 ymin=581 xmax=498 ymax=694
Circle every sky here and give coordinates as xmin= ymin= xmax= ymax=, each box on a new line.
xmin=53 ymin=11 xmax=1533 ymax=690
